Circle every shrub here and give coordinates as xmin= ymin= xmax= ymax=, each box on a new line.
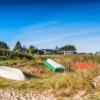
xmin=0 ymin=49 xmax=33 ymax=60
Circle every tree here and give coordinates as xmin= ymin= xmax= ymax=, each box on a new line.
xmin=29 ymin=45 xmax=35 ymax=50
xmin=29 ymin=45 xmax=38 ymax=55
xmin=13 ymin=41 xmax=23 ymax=51
xmin=55 ymin=46 xmax=59 ymax=51
xmin=55 ymin=46 xmax=59 ymax=54
xmin=22 ymin=45 xmax=28 ymax=53
xmin=0 ymin=41 xmax=9 ymax=50
xmin=60 ymin=45 xmax=77 ymax=51
xmin=23 ymin=45 xmax=27 ymax=50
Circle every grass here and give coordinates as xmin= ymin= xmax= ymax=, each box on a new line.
xmin=0 ymin=54 xmax=100 ymax=98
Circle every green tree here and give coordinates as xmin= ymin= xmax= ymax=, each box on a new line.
xmin=60 ymin=45 xmax=77 ymax=51
xmin=29 ymin=45 xmax=38 ymax=55
xmin=23 ymin=45 xmax=27 ymax=50
xmin=55 ymin=46 xmax=59 ymax=51
xmin=55 ymin=46 xmax=59 ymax=54
xmin=0 ymin=41 xmax=9 ymax=50
xmin=22 ymin=45 xmax=28 ymax=53
xmin=13 ymin=41 xmax=23 ymax=51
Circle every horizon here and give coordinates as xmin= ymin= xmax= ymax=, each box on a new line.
xmin=0 ymin=0 xmax=100 ymax=53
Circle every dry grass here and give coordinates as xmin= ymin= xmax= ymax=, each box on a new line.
xmin=0 ymin=54 xmax=100 ymax=98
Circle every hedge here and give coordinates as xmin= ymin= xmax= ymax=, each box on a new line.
xmin=0 ymin=49 xmax=33 ymax=60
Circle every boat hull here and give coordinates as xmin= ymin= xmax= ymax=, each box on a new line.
xmin=0 ymin=66 xmax=26 ymax=81
xmin=44 ymin=59 xmax=65 ymax=72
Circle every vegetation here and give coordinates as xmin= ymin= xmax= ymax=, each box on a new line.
xmin=0 ymin=41 xmax=9 ymax=50
xmin=29 ymin=45 xmax=38 ymax=55
xmin=0 ymin=41 xmax=78 ymax=57
xmin=13 ymin=41 xmax=23 ymax=51
xmin=0 ymin=49 xmax=33 ymax=60
xmin=0 ymin=55 xmax=100 ymax=99
xmin=0 ymin=41 xmax=100 ymax=99
xmin=59 ymin=44 xmax=77 ymax=51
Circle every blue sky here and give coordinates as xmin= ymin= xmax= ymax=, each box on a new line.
xmin=0 ymin=0 xmax=100 ymax=53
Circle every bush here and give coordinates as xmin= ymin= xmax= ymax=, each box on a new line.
xmin=0 ymin=60 xmax=17 ymax=66
xmin=0 ymin=49 xmax=33 ymax=60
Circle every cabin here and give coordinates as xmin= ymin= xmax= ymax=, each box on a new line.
xmin=60 ymin=50 xmax=77 ymax=55
xmin=41 ymin=49 xmax=55 ymax=55
xmin=96 ymin=52 xmax=100 ymax=56
xmin=15 ymin=49 xmax=27 ymax=54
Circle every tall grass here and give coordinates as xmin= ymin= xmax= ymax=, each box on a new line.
xmin=0 ymin=54 xmax=100 ymax=97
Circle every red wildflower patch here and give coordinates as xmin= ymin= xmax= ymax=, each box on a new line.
xmin=75 ymin=63 xmax=95 ymax=69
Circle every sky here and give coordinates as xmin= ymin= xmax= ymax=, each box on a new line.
xmin=0 ymin=0 xmax=100 ymax=53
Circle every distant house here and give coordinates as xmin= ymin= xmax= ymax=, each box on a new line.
xmin=15 ymin=49 xmax=27 ymax=54
xmin=96 ymin=52 xmax=100 ymax=56
xmin=78 ymin=53 xmax=87 ymax=55
xmin=60 ymin=50 xmax=77 ymax=55
xmin=41 ymin=49 xmax=55 ymax=55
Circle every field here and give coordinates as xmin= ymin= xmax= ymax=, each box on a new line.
xmin=0 ymin=54 xmax=100 ymax=99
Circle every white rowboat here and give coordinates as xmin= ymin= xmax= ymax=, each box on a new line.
xmin=0 ymin=66 xmax=26 ymax=81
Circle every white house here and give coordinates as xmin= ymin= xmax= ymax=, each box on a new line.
xmin=60 ymin=50 xmax=77 ymax=55
xmin=96 ymin=52 xmax=100 ymax=56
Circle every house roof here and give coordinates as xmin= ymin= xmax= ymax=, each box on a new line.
xmin=41 ymin=49 xmax=55 ymax=51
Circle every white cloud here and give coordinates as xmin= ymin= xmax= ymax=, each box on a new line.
xmin=9 ymin=20 xmax=100 ymax=53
